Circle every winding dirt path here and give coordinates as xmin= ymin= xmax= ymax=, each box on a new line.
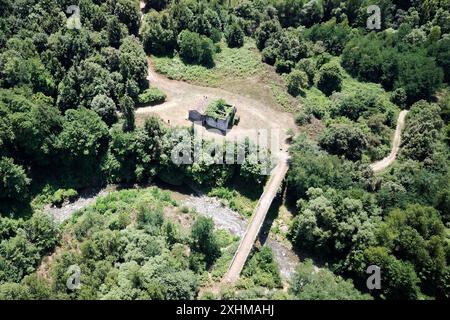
xmin=370 ymin=110 xmax=409 ymax=173
xmin=140 ymin=61 xmax=294 ymax=284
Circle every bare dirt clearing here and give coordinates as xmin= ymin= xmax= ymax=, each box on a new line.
xmin=136 ymin=59 xmax=297 ymax=149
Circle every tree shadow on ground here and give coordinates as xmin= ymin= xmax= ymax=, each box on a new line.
xmin=0 ymin=200 xmax=33 ymax=219
xmin=230 ymin=176 xmax=263 ymax=201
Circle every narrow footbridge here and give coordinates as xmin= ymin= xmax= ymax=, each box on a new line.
xmin=221 ymin=110 xmax=409 ymax=284
xmin=223 ymin=154 xmax=289 ymax=283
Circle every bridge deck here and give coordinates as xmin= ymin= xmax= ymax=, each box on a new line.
xmin=223 ymin=154 xmax=289 ymax=283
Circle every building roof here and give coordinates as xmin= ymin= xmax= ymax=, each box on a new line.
xmin=190 ymin=97 xmax=236 ymax=121
xmin=205 ymin=99 xmax=235 ymax=120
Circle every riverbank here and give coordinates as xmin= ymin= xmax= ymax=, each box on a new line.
xmin=44 ymin=182 xmax=300 ymax=281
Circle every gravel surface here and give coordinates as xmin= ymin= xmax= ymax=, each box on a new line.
xmin=266 ymin=239 xmax=299 ymax=280
xmin=45 ymin=189 xmax=109 ymax=224
xmin=45 ymin=185 xmax=299 ymax=280
xmin=183 ymin=193 xmax=299 ymax=281
xmin=183 ymin=195 xmax=248 ymax=237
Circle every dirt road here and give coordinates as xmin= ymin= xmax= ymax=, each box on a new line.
xmin=139 ymin=57 xmax=296 ymax=284
xmin=370 ymin=110 xmax=408 ymax=173
xmin=224 ymin=153 xmax=290 ymax=283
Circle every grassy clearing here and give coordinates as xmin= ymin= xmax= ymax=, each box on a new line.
xmin=270 ymin=82 xmax=298 ymax=112
xmin=341 ymin=72 xmax=395 ymax=100
xmin=153 ymin=38 xmax=264 ymax=87
xmin=152 ymin=38 xmax=299 ymax=113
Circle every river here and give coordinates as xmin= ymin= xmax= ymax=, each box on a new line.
xmin=47 ymin=185 xmax=299 ymax=281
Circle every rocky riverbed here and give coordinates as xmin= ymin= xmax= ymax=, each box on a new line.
xmin=182 ymin=193 xmax=299 ymax=280
xmin=45 ymin=185 xmax=299 ymax=280
xmin=45 ymin=188 xmax=113 ymax=224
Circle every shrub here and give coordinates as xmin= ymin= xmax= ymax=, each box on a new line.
xmin=119 ymin=95 xmax=135 ymax=132
xmin=431 ymin=37 xmax=450 ymax=83
xmin=138 ymin=87 xmax=166 ymax=105
xmin=332 ymin=89 xmax=378 ymax=121
xmin=319 ymin=123 xmax=368 ymax=161
xmin=400 ymin=101 xmax=443 ymax=161
xmin=317 ymin=62 xmax=343 ymax=96
xmin=435 ymin=187 xmax=450 ymax=224
xmin=275 ymin=59 xmax=294 ymax=74
xmin=255 ymin=20 xmax=281 ymax=50
xmin=180 ymin=206 xmax=189 ymax=214
xmin=395 ymin=53 xmax=443 ymax=103
xmin=191 ymin=216 xmax=221 ymax=267
xmin=208 ymin=187 xmax=238 ymax=201
xmin=301 ymin=93 xmax=330 ymax=119
xmin=304 ymin=19 xmax=352 ymax=55
xmin=178 ymin=30 xmax=215 ymax=66
xmin=290 ymin=260 xmax=370 ymax=300
xmin=91 ymin=94 xmax=117 ymax=126
xmin=225 ymin=23 xmax=245 ymax=48
xmin=390 ymin=88 xmax=407 ymax=107
xmin=286 ymin=70 xmax=308 ymax=96
xmin=295 ymin=111 xmax=312 ymax=125
xmin=296 ymin=58 xmax=317 ymax=85
xmin=51 ymin=189 xmax=78 ymax=207
xmin=445 ymin=123 xmax=450 ymax=146
xmin=0 ymin=283 xmax=30 ymax=300
xmin=242 ymin=247 xmax=282 ymax=289
xmin=0 ymin=157 xmax=31 ymax=202
xmin=140 ymin=10 xmax=177 ymax=55
xmin=261 ymin=46 xmax=278 ymax=65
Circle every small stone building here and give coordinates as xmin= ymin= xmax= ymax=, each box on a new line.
xmin=188 ymin=97 xmax=237 ymax=133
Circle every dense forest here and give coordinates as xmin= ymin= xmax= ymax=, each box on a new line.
xmin=0 ymin=0 xmax=449 ymax=300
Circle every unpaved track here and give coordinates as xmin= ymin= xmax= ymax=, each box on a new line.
xmin=370 ymin=110 xmax=408 ymax=173
xmin=138 ymin=0 xmax=296 ymax=144
xmin=224 ymin=153 xmax=290 ymax=283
